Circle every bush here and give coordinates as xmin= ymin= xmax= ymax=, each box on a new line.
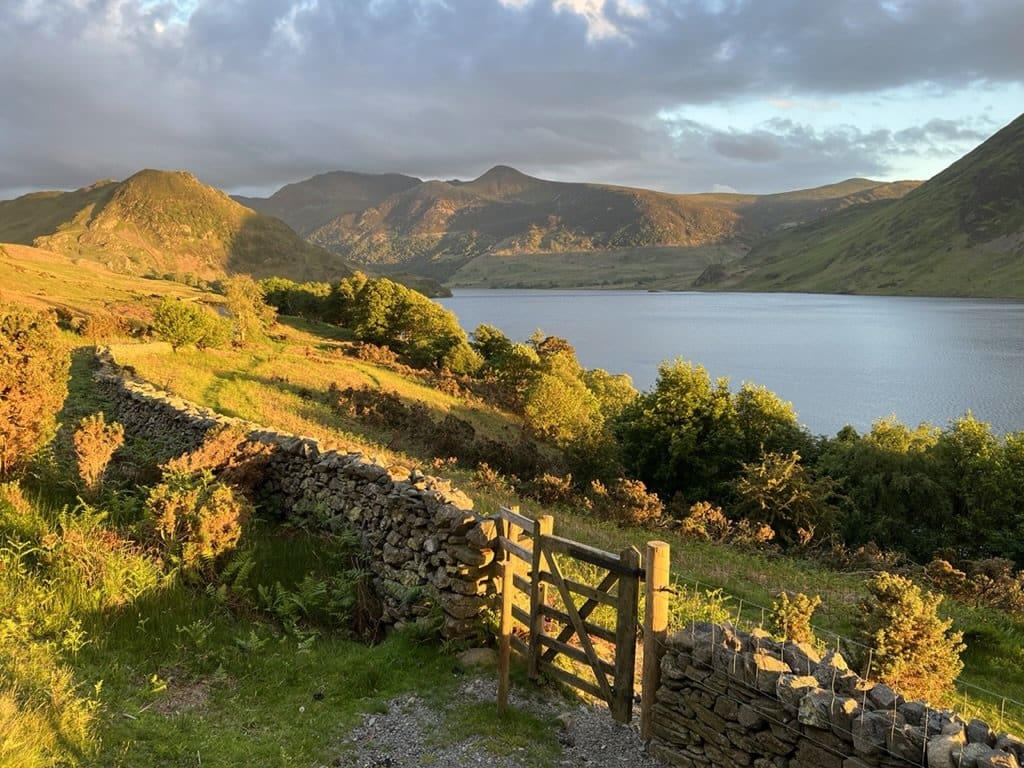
xmin=857 ymin=572 xmax=965 ymax=703
xmin=677 ymin=501 xmax=733 ymax=542
xmin=588 ymin=477 xmax=663 ymax=526
xmin=145 ymin=470 xmax=252 ymax=578
xmin=734 ymin=451 xmax=836 ymax=547
xmin=162 ymin=425 xmax=273 ymax=497
xmin=0 ymin=304 xmax=69 ymax=477
xmin=72 ymin=413 xmax=125 ymax=498
xmin=769 ymin=591 xmax=821 ymax=645
xmin=151 ymin=298 xmax=213 ymax=351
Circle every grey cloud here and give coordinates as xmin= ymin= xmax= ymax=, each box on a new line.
xmin=0 ymin=0 xmax=1022 ymax=198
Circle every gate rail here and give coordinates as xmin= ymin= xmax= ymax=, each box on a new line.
xmin=495 ymin=505 xmax=669 ymax=733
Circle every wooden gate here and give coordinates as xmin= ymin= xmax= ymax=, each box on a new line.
xmin=495 ymin=506 xmax=669 ymax=728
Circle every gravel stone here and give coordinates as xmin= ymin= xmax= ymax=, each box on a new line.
xmin=331 ymin=673 xmax=668 ymax=767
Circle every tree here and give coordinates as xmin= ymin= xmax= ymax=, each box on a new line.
xmin=857 ymin=572 xmax=964 ymax=703
xmin=815 ymin=417 xmax=949 ymax=559
xmin=0 ymin=304 xmax=69 ymax=476
xmin=582 ymin=368 xmax=637 ymax=421
xmin=222 ymin=274 xmax=276 ymax=346
xmin=151 ymin=298 xmax=210 ymax=351
xmin=612 ymin=359 xmax=737 ymax=502
xmin=734 ymin=451 xmax=836 ymax=546
xmin=523 ymin=371 xmax=601 ymax=445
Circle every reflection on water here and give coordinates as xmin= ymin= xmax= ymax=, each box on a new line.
xmin=438 ymin=290 xmax=1024 ymax=436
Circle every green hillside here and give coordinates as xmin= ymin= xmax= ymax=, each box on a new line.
xmin=0 ymin=170 xmax=352 ymax=282
xmin=717 ymin=112 xmax=1024 ymax=297
xmin=298 ymin=165 xmax=913 ymax=283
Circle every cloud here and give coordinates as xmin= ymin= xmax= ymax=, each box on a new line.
xmin=0 ymin=0 xmax=1021 ymax=198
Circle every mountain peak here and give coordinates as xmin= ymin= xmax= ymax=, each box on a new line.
xmin=464 ymin=165 xmax=545 ymax=198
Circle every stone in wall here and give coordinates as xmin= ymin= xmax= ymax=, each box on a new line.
xmin=93 ymin=346 xmax=500 ymax=639
xmin=649 ymin=622 xmax=1022 ymax=768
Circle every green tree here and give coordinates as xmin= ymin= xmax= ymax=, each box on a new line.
xmin=348 ymin=277 xmax=474 ymax=371
xmin=857 ymin=572 xmax=964 ymax=703
xmin=151 ymin=298 xmax=210 ymax=351
xmin=612 ymin=359 xmax=737 ymax=502
xmin=734 ymin=451 xmax=835 ymax=546
xmin=733 ymin=383 xmax=810 ymax=460
xmin=582 ymin=368 xmax=637 ymax=421
xmin=815 ymin=418 xmax=949 ymax=559
xmin=223 ymin=274 xmax=276 ymax=346
xmin=0 ymin=304 xmax=69 ymax=476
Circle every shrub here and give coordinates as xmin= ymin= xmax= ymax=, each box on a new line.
xmin=588 ymin=477 xmax=663 ymax=526
xmin=151 ymin=298 xmax=211 ymax=351
xmin=72 ymin=412 xmax=125 ymax=498
xmin=0 ymin=304 xmax=69 ymax=477
xmin=925 ymin=557 xmax=1024 ymax=613
xmin=524 ymin=472 xmax=577 ymax=505
xmin=145 ymin=470 xmax=252 ymax=577
xmin=734 ymin=451 xmax=835 ymax=547
xmin=857 ymin=572 xmax=965 ymax=703
xmin=162 ymin=425 xmax=273 ymax=497
xmin=769 ymin=591 xmax=821 ymax=645
xmin=678 ymin=501 xmax=733 ymax=541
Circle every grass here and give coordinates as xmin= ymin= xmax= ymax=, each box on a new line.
xmin=447 ymin=244 xmax=743 ymax=290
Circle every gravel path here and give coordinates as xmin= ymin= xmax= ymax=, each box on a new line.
xmin=326 ymin=668 xmax=667 ymax=768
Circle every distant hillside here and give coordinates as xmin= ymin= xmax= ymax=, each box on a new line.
xmin=292 ymin=165 xmax=914 ymax=282
xmin=0 ymin=170 xmax=351 ymax=282
xmin=708 ymin=113 xmax=1024 ymax=297
xmin=234 ymin=170 xmax=421 ymax=236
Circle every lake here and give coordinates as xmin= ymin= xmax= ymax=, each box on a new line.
xmin=437 ymin=289 xmax=1024 ymax=436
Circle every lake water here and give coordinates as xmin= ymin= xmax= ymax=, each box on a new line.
xmin=437 ymin=289 xmax=1024 ymax=436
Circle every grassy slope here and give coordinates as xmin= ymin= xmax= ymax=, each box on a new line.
xmin=0 ymin=242 xmax=211 ymax=319
xmin=0 ymin=170 xmax=351 ymax=283
xmin=727 ymin=113 xmax=1024 ymax=297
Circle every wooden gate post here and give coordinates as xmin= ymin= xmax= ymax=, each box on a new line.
xmin=612 ymin=546 xmax=641 ymax=723
xmin=527 ymin=514 xmax=554 ymax=680
xmin=497 ymin=558 xmax=514 ymax=715
xmin=641 ymin=541 xmax=670 ymax=739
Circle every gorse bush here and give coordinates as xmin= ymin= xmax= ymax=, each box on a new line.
xmin=857 ymin=571 xmax=965 ymax=703
xmin=145 ymin=470 xmax=252 ymax=578
xmin=733 ymin=450 xmax=836 ymax=547
xmin=0 ymin=303 xmax=69 ymax=477
xmin=769 ymin=591 xmax=821 ymax=645
xmin=72 ymin=412 xmax=125 ymax=497
xmin=587 ymin=476 xmax=663 ymax=526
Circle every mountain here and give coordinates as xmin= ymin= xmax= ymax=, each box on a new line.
xmin=709 ymin=112 xmax=1024 ymax=297
xmin=0 ymin=170 xmax=351 ymax=282
xmin=295 ymin=164 xmax=915 ymax=282
xmin=234 ymin=170 xmax=421 ymax=236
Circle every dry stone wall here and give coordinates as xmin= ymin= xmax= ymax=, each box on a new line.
xmin=94 ymin=347 xmax=495 ymax=638
xmin=650 ymin=621 xmax=1023 ymax=768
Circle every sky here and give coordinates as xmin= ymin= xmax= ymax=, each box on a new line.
xmin=1 ymin=0 xmax=1022 ymax=200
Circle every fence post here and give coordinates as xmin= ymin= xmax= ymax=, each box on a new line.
xmin=612 ymin=546 xmax=642 ymax=724
xmin=641 ymin=541 xmax=670 ymax=739
xmin=528 ymin=514 xmax=554 ymax=680
xmin=497 ymin=558 xmax=514 ymax=715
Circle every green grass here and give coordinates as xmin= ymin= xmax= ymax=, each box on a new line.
xmin=448 ymin=244 xmax=743 ymax=290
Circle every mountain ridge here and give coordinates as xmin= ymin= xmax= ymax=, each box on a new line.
xmin=0 ymin=169 xmax=352 ymax=283
xmin=708 ymin=111 xmax=1024 ymax=297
